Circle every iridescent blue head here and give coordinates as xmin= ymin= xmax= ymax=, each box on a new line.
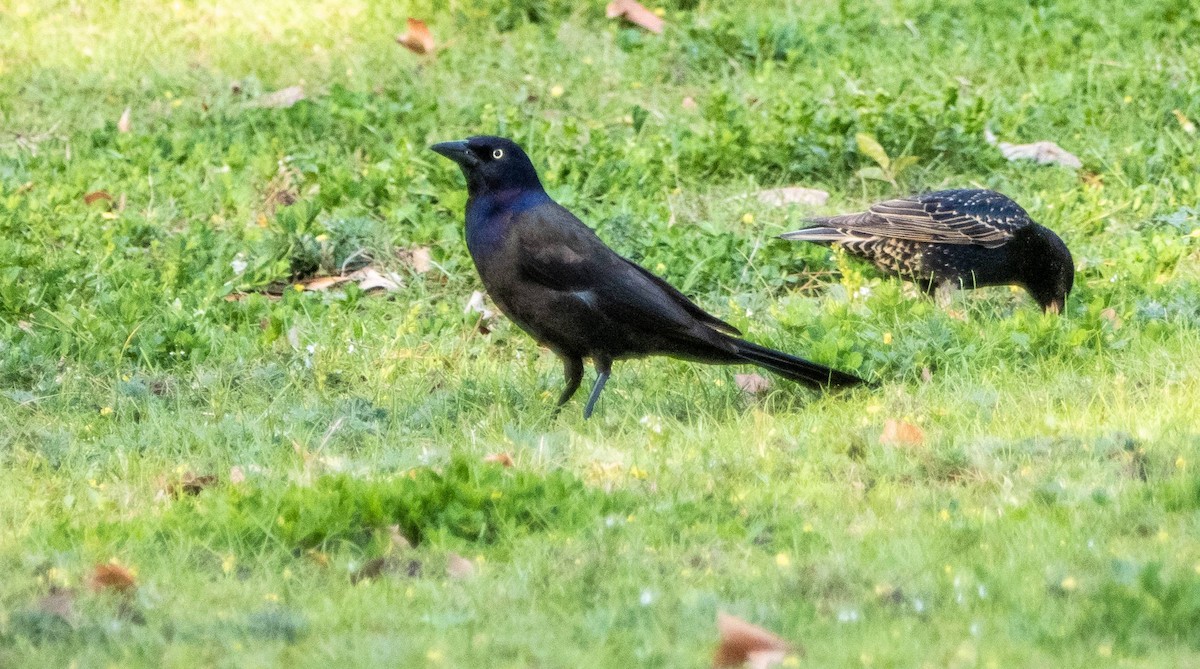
xmin=430 ymin=136 xmax=543 ymax=196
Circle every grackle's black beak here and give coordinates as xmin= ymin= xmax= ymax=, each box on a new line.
xmin=430 ymin=140 xmax=478 ymax=167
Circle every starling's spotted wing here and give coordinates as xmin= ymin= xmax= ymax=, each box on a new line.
xmin=783 ymin=189 xmax=1033 ymax=249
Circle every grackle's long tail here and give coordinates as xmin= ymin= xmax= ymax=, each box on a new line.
xmin=732 ymin=339 xmax=866 ymax=389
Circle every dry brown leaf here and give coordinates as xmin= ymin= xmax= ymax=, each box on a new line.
xmin=1100 ymin=307 xmax=1122 ymax=330
xmin=117 ymin=107 xmax=132 ymax=133
xmin=606 ymin=0 xmax=664 ymax=34
xmin=985 ymin=130 xmax=1080 ymax=169
xmin=229 ymin=465 xmax=246 ymax=485
xmin=734 ymin=373 xmax=771 ymax=395
xmin=402 ymin=246 xmax=433 ymax=273
xmin=89 ymin=562 xmax=137 ymax=594
xmin=257 ymin=86 xmax=306 ymax=109
xmin=756 ymin=187 xmax=829 ymax=208
xmin=447 ymin=552 xmax=476 ymax=580
xmin=483 ymin=452 xmax=515 ymax=467
xmin=83 ymin=190 xmax=113 ymax=205
xmin=713 ymin=612 xmax=792 ymax=668
xmin=294 ymin=267 xmax=404 ymax=294
xmin=301 ymin=275 xmax=354 ymax=292
xmin=351 ymin=267 xmax=404 ymax=293
xmin=880 ymin=419 xmax=925 ymax=447
xmin=396 ymin=18 xmax=435 ymax=55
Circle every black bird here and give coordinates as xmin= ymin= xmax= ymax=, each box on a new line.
xmin=431 ymin=136 xmax=865 ymax=419
xmin=779 ymin=189 xmax=1074 ymax=313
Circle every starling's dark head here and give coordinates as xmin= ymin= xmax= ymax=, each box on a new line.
xmin=1023 ymin=225 xmax=1074 ymax=314
xmin=430 ymin=136 xmax=542 ymax=195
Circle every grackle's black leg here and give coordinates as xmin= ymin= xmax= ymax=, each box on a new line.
xmin=582 ymin=357 xmax=612 ymax=420
xmin=555 ymin=356 xmax=584 ymax=409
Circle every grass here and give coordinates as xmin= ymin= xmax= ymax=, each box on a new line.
xmin=2 ymin=0 xmax=1199 ymax=665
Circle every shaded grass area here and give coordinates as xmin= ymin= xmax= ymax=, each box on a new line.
xmin=2 ymin=0 xmax=1200 ymax=665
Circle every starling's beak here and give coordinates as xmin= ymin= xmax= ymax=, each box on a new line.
xmin=430 ymin=140 xmax=478 ymax=168
xmin=1044 ymin=298 xmax=1064 ymax=315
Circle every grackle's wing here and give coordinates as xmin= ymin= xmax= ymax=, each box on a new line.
xmin=801 ymin=189 xmax=1033 ymax=249
xmin=513 ymin=202 xmax=741 ymax=336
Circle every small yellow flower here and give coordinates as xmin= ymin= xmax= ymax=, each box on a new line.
xmin=426 ymin=648 xmax=444 ymax=663
xmin=1097 ymin=643 xmax=1112 ymax=657
xmin=741 ymin=213 xmax=755 ymax=225
xmin=939 ymin=509 xmax=950 ymax=521
xmin=882 ymin=332 xmax=893 ymax=345
xmin=629 ymin=466 xmax=648 ymax=480
xmin=802 ymin=522 xmax=813 ymax=533
xmin=264 ymin=592 xmax=279 ymax=602
xmin=99 ymin=406 xmax=113 ymax=416
xmin=294 ymin=283 xmax=306 ymax=292
xmin=1060 ymin=576 xmax=1078 ymax=591
xmin=221 ymin=554 xmax=236 ymax=575
xmin=101 ymin=211 xmax=118 ymax=220
xmin=775 ymin=552 xmax=791 ymax=568
xmin=550 ymin=85 xmax=564 ymax=98
xmin=653 ymin=7 xmax=666 ymax=16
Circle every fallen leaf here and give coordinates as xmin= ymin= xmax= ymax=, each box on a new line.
xmin=464 ymin=290 xmax=498 ymax=333
xmin=985 ymin=129 xmax=1081 ymax=169
xmin=293 ymin=267 xmax=405 ymax=294
xmin=447 ymin=552 xmax=475 ymax=580
xmin=117 ymin=107 xmax=132 ymax=133
xmin=713 ymin=611 xmax=792 ymax=669
xmin=229 ymin=465 xmax=246 ymax=485
xmin=1100 ymin=307 xmax=1122 ymax=330
xmin=396 ymin=17 xmax=435 ymax=55
xmin=1173 ymin=109 xmax=1196 ymax=134
xmin=83 ymin=190 xmax=113 ymax=205
xmin=880 ymin=419 xmax=925 ymax=447
xmin=734 ymin=373 xmax=771 ymax=395
xmin=351 ymin=267 xmax=405 ymax=293
xmin=257 ymin=86 xmax=305 ymax=109
xmin=606 ymin=0 xmax=664 ymax=34
xmin=483 ymin=452 xmax=515 ymax=467
xmin=756 ymin=187 xmax=829 ymax=208
xmin=401 ymin=246 xmax=433 ymax=273
xmin=89 ymin=563 xmax=137 ymax=594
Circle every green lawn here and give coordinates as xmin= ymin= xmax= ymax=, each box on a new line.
xmin=2 ymin=0 xmax=1200 ymax=666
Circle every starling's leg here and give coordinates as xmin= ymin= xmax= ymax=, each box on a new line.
xmin=582 ymin=357 xmax=613 ymax=420
xmin=555 ymin=356 xmax=584 ymax=409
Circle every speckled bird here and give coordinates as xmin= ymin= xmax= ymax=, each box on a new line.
xmin=779 ymin=189 xmax=1074 ymax=313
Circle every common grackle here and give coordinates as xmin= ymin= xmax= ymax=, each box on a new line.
xmin=432 ymin=136 xmax=865 ymax=419
xmin=780 ymin=189 xmax=1074 ymax=313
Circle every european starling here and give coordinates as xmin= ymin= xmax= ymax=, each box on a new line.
xmin=780 ymin=189 xmax=1074 ymax=313
xmin=431 ymin=136 xmax=866 ymax=419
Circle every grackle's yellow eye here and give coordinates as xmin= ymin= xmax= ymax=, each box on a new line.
xmin=492 ymin=149 xmax=504 ymax=159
